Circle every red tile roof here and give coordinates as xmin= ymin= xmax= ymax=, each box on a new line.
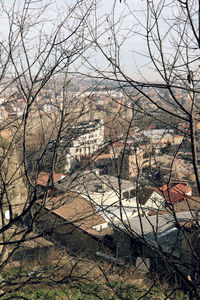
xmin=94 ymin=153 xmax=120 ymax=161
xmin=37 ymin=172 xmax=65 ymax=186
xmin=112 ymin=141 xmax=125 ymax=147
xmin=154 ymin=183 xmax=192 ymax=204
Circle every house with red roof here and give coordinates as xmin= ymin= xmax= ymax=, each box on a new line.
xmin=35 ymin=172 xmax=66 ymax=198
xmin=109 ymin=141 xmax=127 ymax=155
xmin=154 ymin=182 xmax=192 ymax=205
xmin=37 ymin=172 xmax=66 ymax=187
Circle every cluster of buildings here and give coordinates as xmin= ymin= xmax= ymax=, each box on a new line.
xmin=25 ymin=114 xmax=200 ymax=283
xmin=58 ymin=118 xmax=195 ymax=189
xmin=0 ymin=83 xmax=128 ymax=121
xmin=32 ymin=165 xmax=200 ymax=283
xmin=1 ymin=80 xmax=200 ymax=286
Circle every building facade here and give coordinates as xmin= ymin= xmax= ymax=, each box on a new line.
xmin=64 ymin=119 xmax=104 ymax=173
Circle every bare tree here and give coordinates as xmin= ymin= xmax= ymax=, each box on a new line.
xmin=2 ymin=0 xmax=200 ymax=299
xmin=73 ymin=0 xmax=200 ymax=298
xmin=0 ymin=0 xmax=115 ymax=298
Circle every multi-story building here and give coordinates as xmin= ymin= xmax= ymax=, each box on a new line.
xmin=64 ymin=119 xmax=104 ymax=173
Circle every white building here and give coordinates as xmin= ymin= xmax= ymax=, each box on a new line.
xmin=56 ymin=171 xmax=165 ymax=232
xmin=64 ymin=119 xmax=104 ymax=172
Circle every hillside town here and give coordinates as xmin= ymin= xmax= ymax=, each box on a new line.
xmin=1 ymin=0 xmax=200 ymax=298
xmin=0 ymin=77 xmax=199 ymax=293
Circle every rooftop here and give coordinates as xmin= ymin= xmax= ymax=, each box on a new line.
xmin=39 ymin=192 xmax=111 ymax=237
xmin=56 ymin=171 xmax=136 ymax=204
xmin=114 ymin=211 xmax=196 ymax=257
xmin=94 ymin=153 xmax=119 ymax=161
xmin=37 ymin=172 xmax=66 ymax=187
xmin=154 ymin=182 xmax=192 ymax=204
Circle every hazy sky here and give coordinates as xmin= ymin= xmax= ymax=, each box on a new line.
xmin=0 ymin=0 xmax=154 ymax=80
xmin=0 ymin=0 xmax=191 ymax=83
xmin=93 ymin=0 xmax=198 ymax=82
xmin=88 ymin=0 xmax=155 ymax=81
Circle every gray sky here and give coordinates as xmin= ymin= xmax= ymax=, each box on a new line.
xmin=86 ymin=0 xmax=155 ymax=80
xmin=0 ymin=0 xmax=193 ymax=83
